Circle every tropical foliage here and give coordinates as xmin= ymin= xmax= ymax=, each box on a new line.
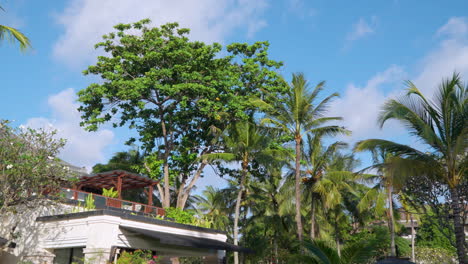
xmin=2 ymin=16 xmax=467 ymax=264
xmin=0 ymin=5 xmax=30 ymax=51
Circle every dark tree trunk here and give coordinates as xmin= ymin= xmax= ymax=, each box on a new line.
xmin=233 ymin=161 xmax=248 ymax=264
xmin=388 ymin=186 xmax=396 ymax=256
xmin=310 ymin=198 xmax=316 ymax=240
xmin=410 ymin=214 xmax=415 ymax=262
xmin=449 ymin=187 xmax=467 ymax=264
xmin=295 ymin=136 xmax=303 ymax=242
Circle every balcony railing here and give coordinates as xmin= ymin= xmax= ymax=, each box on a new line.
xmin=61 ymin=188 xmax=165 ymax=216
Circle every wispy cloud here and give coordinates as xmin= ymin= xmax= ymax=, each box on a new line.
xmin=52 ymin=0 xmax=269 ymax=68
xmin=330 ymin=65 xmax=407 ymax=143
xmin=25 ymin=89 xmax=115 ymax=170
xmin=334 ymin=16 xmax=468 ymax=145
xmin=344 ymin=16 xmax=377 ymax=48
xmin=286 ymin=0 xmax=317 ymax=19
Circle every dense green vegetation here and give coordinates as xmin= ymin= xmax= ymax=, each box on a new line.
xmin=1 ymin=16 xmax=466 ymax=264
xmin=75 ymin=20 xmax=467 ymax=264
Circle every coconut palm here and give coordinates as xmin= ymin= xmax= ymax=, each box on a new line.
xmin=1 ymin=6 xmax=30 ymax=51
xmin=300 ymin=233 xmax=386 ymax=264
xmin=302 ymin=133 xmax=347 ymax=240
xmin=313 ymin=153 xmax=360 ymax=256
xmin=195 ymin=186 xmax=231 ymax=231
xmin=351 ymin=149 xmax=404 ymax=257
xmin=244 ymin=162 xmax=297 ymax=263
xmin=203 ymin=121 xmax=280 ymax=264
xmin=260 ymin=73 xmax=348 ymax=242
xmin=354 ymin=73 xmax=468 ymax=263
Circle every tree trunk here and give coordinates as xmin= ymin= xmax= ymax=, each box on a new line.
xmin=274 ymin=234 xmax=278 ymax=264
xmin=162 ymin=161 xmax=170 ymax=207
xmin=294 ymin=136 xmax=303 ymax=242
xmin=310 ymin=198 xmax=316 ymax=240
xmin=160 ymin=114 xmax=171 ymax=208
xmin=335 ymin=216 xmax=341 ymax=257
xmin=449 ymin=187 xmax=467 ymax=264
xmin=388 ymin=186 xmax=396 ymax=256
xmin=410 ymin=214 xmax=415 ymax=262
xmin=234 ymin=161 xmax=247 ymax=264
xmin=177 ymin=160 xmax=208 ymax=209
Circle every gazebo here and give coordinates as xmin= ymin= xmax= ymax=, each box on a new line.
xmin=70 ymin=170 xmax=163 ymax=215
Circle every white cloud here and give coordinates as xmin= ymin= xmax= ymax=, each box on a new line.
xmin=346 ymin=16 xmax=377 ymax=44
xmin=414 ymin=17 xmax=468 ymax=96
xmin=53 ymin=0 xmax=269 ymax=68
xmin=334 ymin=16 xmax=468 ymax=144
xmin=286 ymin=0 xmax=316 ymax=19
xmin=330 ymin=65 xmax=407 ymax=142
xmin=436 ymin=17 xmax=468 ymax=38
xmin=25 ymin=89 xmax=114 ymax=170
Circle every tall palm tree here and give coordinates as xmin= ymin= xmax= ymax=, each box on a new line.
xmin=261 ymin=73 xmax=348 ymax=242
xmin=303 ymin=133 xmax=347 ymax=240
xmin=313 ymin=153 xmax=359 ymax=256
xmin=245 ymin=162 xmax=296 ymax=263
xmin=354 ymin=73 xmax=468 ymax=263
xmin=0 ymin=6 xmax=30 ymax=51
xmin=352 ymin=149 xmax=404 ymax=257
xmin=195 ymin=186 xmax=231 ymax=231
xmin=203 ymin=121 xmax=278 ymax=264
xmin=299 ymin=232 xmax=387 ymax=264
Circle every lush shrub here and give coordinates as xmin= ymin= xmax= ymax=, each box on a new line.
xmin=102 ymin=187 xmax=119 ymax=198
xmin=117 ymin=250 xmax=159 ymax=264
xmin=415 ymin=247 xmax=457 ymax=264
xmin=162 ymin=207 xmax=211 ymax=228
xmin=164 ymin=207 xmax=195 ymax=225
xmin=346 ymin=226 xmax=411 ymax=258
xmin=416 ymin=213 xmax=456 ymax=253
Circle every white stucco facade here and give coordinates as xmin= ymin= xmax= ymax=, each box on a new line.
xmin=0 ymin=204 xmax=230 ymax=264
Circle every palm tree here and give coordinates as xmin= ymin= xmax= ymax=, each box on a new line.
xmin=313 ymin=153 xmax=359 ymax=256
xmin=203 ymin=121 xmax=279 ymax=264
xmin=354 ymin=73 xmax=468 ymax=263
xmin=261 ymin=73 xmax=348 ymax=242
xmin=351 ymin=149 xmax=404 ymax=257
xmin=1 ymin=6 xmax=30 ymax=51
xmin=299 ymin=234 xmax=386 ymax=264
xmin=245 ymin=162 xmax=296 ymax=263
xmin=195 ymin=186 xmax=231 ymax=231
xmin=303 ymin=133 xmax=347 ymax=240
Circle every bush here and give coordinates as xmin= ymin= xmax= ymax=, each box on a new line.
xmin=117 ymin=250 xmax=159 ymax=264
xmin=415 ymin=247 xmax=456 ymax=264
xmin=416 ymin=213 xmax=456 ymax=253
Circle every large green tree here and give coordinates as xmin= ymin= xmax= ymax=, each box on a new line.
xmin=354 ymin=74 xmax=468 ymax=263
xmin=260 ymin=73 xmax=348 ymax=242
xmin=0 ymin=6 xmax=30 ymax=51
xmin=203 ymin=122 xmax=281 ymax=264
xmin=77 ymin=19 xmax=285 ymax=209
xmin=0 ymin=120 xmax=68 ymax=213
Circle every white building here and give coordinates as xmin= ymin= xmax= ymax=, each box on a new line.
xmin=0 ymin=170 xmax=247 ymax=264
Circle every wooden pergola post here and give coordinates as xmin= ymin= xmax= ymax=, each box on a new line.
xmin=148 ymin=184 xmax=154 ymax=206
xmin=117 ymin=175 xmax=123 ymax=199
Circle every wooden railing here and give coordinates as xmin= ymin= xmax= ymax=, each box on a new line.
xmin=61 ymin=188 xmax=165 ymax=216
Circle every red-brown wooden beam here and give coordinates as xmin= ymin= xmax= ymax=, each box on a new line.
xmin=117 ymin=175 xmax=123 ymax=199
xmin=148 ymin=184 xmax=154 ymax=207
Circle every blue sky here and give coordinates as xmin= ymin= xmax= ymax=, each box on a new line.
xmin=2 ymin=0 xmax=468 ymax=190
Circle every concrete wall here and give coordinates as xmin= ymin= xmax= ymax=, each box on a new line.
xmin=0 ymin=201 xmax=77 ymax=264
xmin=0 ymin=204 xmax=227 ymax=264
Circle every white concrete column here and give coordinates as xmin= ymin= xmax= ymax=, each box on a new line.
xmin=83 ymin=248 xmax=112 ymax=264
xmin=83 ymin=216 xmax=120 ymax=263
xmin=202 ymin=250 xmax=226 ymax=264
xmin=22 ymin=251 xmax=55 ymax=264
